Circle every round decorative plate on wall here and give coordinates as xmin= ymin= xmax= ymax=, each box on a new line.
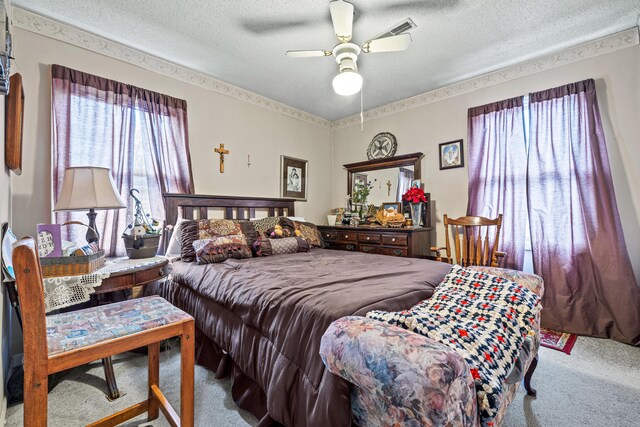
xmin=367 ymin=132 xmax=397 ymax=159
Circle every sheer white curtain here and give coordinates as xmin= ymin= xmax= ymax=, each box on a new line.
xmin=395 ymin=168 xmax=414 ymax=201
xmin=52 ymin=65 xmax=193 ymax=256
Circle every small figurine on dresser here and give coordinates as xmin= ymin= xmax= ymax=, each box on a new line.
xmin=121 ymin=189 xmax=162 ymax=259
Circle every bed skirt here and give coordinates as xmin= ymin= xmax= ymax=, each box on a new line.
xmin=147 ymin=280 xmax=340 ymax=427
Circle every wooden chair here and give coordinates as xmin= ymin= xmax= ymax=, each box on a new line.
xmin=430 ymin=214 xmax=506 ymax=267
xmin=12 ymin=237 xmax=195 ymax=427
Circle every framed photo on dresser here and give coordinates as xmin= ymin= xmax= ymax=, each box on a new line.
xmin=280 ymin=155 xmax=308 ymax=201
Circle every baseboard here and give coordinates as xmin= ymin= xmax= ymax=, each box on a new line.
xmin=0 ymin=395 xmax=7 ymax=426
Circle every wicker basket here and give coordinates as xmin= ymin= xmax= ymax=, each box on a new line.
xmin=388 ymin=220 xmax=405 ymax=228
xmin=41 ymin=250 xmax=106 ymax=278
xmin=40 ymin=221 xmax=106 ymax=278
xmin=122 ymin=234 xmax=160 ymax=259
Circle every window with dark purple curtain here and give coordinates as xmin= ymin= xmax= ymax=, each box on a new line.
xmin=52 ymin=65 xmax=194 ymax=256
xmin=528 ymin=79 xmax=640 ymax=345
xmin=467 ymin=97 xmax=528 ymax=270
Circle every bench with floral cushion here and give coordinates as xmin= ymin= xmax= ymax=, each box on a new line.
xmin=320 ymin=266 xmax=544 ymax=427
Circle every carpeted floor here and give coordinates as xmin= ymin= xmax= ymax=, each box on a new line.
xmin=6 ymin=336 xmax=640 ymax=426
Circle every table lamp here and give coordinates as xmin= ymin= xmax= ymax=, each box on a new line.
xmin=53 ymin=166 xmax=126 ymax=244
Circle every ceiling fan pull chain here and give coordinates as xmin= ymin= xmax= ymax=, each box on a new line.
xmin=360 ymin=84 xmax=364 ymax=132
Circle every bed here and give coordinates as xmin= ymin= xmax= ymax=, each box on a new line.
xmin=156 ymin=193 xmax=453 ymax=427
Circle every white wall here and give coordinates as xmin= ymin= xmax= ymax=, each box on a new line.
xmin=10 ymin=27 xmax=333 ymax=239
xmin=332 ymin=44 xmax=640 ymax=282
xmin=0 ymin=93 xmax=9 ymax=424
xmin=0 ymin=0 xmax=12 ymax=418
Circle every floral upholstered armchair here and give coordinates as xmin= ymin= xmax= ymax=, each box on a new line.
xmin=320 ymin=267 xmax=544 ymax=427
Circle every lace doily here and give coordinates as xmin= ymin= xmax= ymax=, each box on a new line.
xmin=43 ymin=256 xmax=168 ymax=313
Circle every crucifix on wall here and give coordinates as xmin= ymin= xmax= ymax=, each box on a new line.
xmin=214 ymin=143 xmax=230 ymax=173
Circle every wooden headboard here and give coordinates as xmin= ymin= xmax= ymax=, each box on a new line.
xmin=162 ymin=193 xmax=296 ymax=252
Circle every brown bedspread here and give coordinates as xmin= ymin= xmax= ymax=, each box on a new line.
xmin=164 ymin=248 xmax=452 ymax=427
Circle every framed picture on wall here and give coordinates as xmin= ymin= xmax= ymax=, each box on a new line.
xmin=439 ymin=139 xmax=464 ymax=170
xmin=281 ymin=155 xmax=308 ymax=201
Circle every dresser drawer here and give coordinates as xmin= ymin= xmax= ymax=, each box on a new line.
xmin=358 ymin=233 xmax=381 ymax=244
xmin=359 ymin=244 xmax=382 ymax=255
xmin=379 ymin=246 xmax=408 ymax=257
xmin=381 ymin=234 xmax=408 ymax=246
xmin=338 ymin=231 xmax=357 ymax=243
xmin=322 ymin=231 xmax=338 ymax=242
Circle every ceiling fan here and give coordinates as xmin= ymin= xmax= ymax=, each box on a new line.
xmin=285 ymin=0 xmax=416 ymax=96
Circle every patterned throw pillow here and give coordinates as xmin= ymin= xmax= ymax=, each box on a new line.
xmin=198 ymin=219 xmax=241 ymax=239
xmin=292 ymin=221 xmax=324 ymax=248
xmin=367 ymin=265 xmax=541 ymax=427
xmin=193 ymin=236 xmax=252 ymax=264
xmin=180 ymin=220 xmax=199 ymax=262
xmin=251 ymin=216 xmax=286 ymax=236
xmin=179 ymin=219 xmax=256 ymax=262
xmin=253 ymin=236 xmax=310 ymax=257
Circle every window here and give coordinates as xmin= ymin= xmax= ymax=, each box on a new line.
xmin=51 ymin=65 xmax=193 ymax=256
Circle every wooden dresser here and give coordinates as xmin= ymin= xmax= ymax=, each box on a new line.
xmin=318 ymin=225 xmax=431 ymax=258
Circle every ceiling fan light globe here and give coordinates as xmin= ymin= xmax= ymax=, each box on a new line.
xmin=332 ymin=70 xmax=363 ymax=96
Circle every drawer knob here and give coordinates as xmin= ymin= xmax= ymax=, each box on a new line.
xmin=392 ymin=238 xmax=396 ymax=242
xmin=366 ymin=237 xmax=370 ymax=240
xmin=345 ymin=235 xmax=349 ymax=238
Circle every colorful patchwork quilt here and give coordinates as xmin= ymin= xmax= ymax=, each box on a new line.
xmin=368 ymin=265 xmax=541 ymax=427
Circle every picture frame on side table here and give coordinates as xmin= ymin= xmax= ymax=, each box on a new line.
xmin=281 ymin=155 xmax=308 ymax=201
xmin=381 ymin=202 xmax=402 ymax=213
xmin=439 ymin=139 xmax=464 ymax=170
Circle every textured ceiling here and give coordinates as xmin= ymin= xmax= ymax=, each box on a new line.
xmin=13 ymin=0 xmax=640 ymax=121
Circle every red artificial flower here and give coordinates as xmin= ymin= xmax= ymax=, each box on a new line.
xmin=402 ymin=187 xmax=427 ymax=204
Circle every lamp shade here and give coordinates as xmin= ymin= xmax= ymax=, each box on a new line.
xmin=54 ymin=166 xmax=126 ymax=211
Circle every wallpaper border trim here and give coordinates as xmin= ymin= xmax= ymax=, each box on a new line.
xmin=12 ymin=6 xmax=333 ymax=129
xmin=12 ymin=6 xmax=638 ymax=130
xmin=332 ymin=27 xmax=640 ymax=129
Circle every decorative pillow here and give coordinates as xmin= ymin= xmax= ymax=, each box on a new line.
xmin=264 ymin=220 xmax=300 ymax=239
xmin=193 ymin=236 xmax=252 ymax=264
xmin=165 ymin=218 xmax=188 ymax=256
xmin=292 ymin=221 xmax=324 ymax=248
xmin=251 ymin=216 xmax=286 ymax=236
xmin=179 ymin=219 xmax=256 ymax=262
xmin=180 ymin=220 xmax=199 ymax=262
xmin=198 ymin=219 xmax=240 ymax=239
xmin=253 ymin=236 xmax=310 ymax=257
xmin=367 ymin=265 xmax=541 ymax=427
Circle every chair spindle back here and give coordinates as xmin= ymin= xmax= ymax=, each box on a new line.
xmin=443 ymin=214 xmax=503 ymax=267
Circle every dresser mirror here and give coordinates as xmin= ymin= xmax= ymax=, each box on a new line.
xmin=344 ymin=152 xmax=424 ymax=207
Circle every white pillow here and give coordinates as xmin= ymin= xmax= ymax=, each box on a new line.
xmin=287 ymin=216 xmax=306 ymax=222
xmin=166 ymin=218 xmax=189 ymax=256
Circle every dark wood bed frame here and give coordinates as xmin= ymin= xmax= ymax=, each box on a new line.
xmin=160 ymin=192 xmax=539 ymax=399
xmin=162 ymin=193 xmax=296 ymax=252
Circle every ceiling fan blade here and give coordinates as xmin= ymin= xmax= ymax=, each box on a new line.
xmin=241 ymin=19 xmax=311 ymax=35
xmin=329 ymin=0 xmax=354 ymax=43
xmin=285 ymin=50 xmax=332 ymax=58
xmin=362 ymin=34 xmax=412 ymax=53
